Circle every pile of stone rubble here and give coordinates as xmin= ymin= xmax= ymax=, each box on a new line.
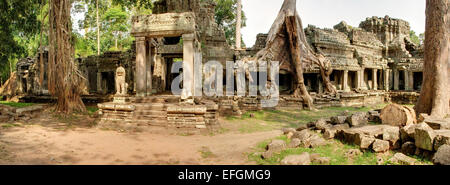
xmin=0 ymin=104 xmax=44 ymax=122
xmin=262 ymin=104 xmax=450 ymax=165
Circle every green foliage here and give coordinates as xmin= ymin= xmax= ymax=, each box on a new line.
xmin=410 ymin=30 xmax=424 ymax=45
xmin=0 ymin=0 xmax=43 ymax=84
xmin=214 ymin=0 xmax=246 ymax=47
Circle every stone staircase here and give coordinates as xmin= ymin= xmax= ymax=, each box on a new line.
xmin=97 ymin=95 xmax=220 ymax=130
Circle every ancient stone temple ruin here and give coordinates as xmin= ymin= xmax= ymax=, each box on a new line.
xmin=9 ymin=0 xmax=425 ymax=131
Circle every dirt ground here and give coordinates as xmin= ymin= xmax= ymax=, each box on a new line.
xmin=0 ymin=112 xmax=281 ymax=165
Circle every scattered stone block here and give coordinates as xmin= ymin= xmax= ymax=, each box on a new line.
xmin=401 ymin=142 xmax=416 ymax=156
xmin=388 ymin=153 xmax=417 ymax=165
xmin=382 ymin=126 xmax=400 ymax=149
xmin=344 ymin=149 xmax=362 ymax=159
xmin=266 ymin=139 xmax=286 ymax=152
xmin=331 ymin=116 xmax=347 ymax=125
xmin=288 ymin=138 xmax=301 ymax=148
xmin=282 ymin=128 xmax=296 ymax=135
xmin=346 ymin=112 xmax=368 ymax=127
xmin=400 ymin=124 xmax=417 ymax=142
xmin=433 ymin=145 xmax=450 ymax=165
xmin=372 ymin=139 xmax=390 ymax=153
xmin=414 ymin=123 xmax=436 ymax=151
xmin=309 ymin=135 xmax=328 ymax=148
xmin=355 ymin=134 xmax=375 ymax=149
xmin=296 ymin=124 xmax=308 ymax=131
xmin=281 ymin=153 xmax=311 ymax=165
xmin=434 ymin=130 xmax=450 ymax=151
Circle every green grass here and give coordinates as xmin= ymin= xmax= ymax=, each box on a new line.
xmin=0 ymin=123 xmax=21 ymax=129
xmin=86 ymin=106 xmax=99 ymax=115
xmin=249 ymin=137 xmax=386 ymax=165
xmin=199 ymin=146 xmax=217 ymax=159
xmin=226 ymin=104 xmax=387 ymax=133
xmin=0 ymin=101 xmax=35 ymax=108
xmin=249 ymin=135 xmax=433 ymax=165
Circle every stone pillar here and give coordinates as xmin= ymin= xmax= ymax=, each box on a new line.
xmin=146 ymin=43 xmax=155 ymax=96
xmin=182 ymin=33 xmax=195 ymax=100
xmin=373 ymin=69 xmax=378 ymax=90
xmin=384 ymin=69 xmax=390 ymax=91
xmin=404 ymin=70 xmax=412 ymax=91
xmin=356 ymin=70 xmax=362 ymax=90
xmin=393 ymin=69 xmax=399 ymax=90
xmin=343 ymin=70 xmax=350 ymax=92
xmin=408 ymin=71 xmax=414 ymax=91
xmin=97 ymin=72 xmax=102 ymax=93
xmin=135 ymin=37 xmax=147 ymax=97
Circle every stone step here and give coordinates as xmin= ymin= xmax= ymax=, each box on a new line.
xmin=133 ymin=110 xmax=167 ymax=115
xmin=100 ymin=118 xmax=168 ymax=126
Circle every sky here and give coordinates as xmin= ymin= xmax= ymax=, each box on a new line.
xmin=241 ymin=0 xmax=426 ymax=47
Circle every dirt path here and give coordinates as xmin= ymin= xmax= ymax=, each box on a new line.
xmin=0 ymin=124 xmax=280 ymax=165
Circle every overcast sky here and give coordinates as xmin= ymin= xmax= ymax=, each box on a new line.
xmin=241 ymin=0 xmax=426 ymax=47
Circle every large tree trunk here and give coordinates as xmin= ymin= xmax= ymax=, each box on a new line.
xmin=285 ymin=16 xmax=313 ymax=109
xmin=254 ymin=0 xmax=337 ymax=109
xmin=236 ymin=0 xmax=242 ymax=49
xmin=48 ymin=0 xmax=86 ymax=113
xmin=415 ymin=0 xmax=449 ymax=119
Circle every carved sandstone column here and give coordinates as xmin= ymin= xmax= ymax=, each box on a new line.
xmin=393 ymin=68 xmax=399 ymax=90
xmin=146 ymin=42 xmax=155 ymax=96
xmin=135 ymin=37 xmax=147 ymax=97
xmin=182 ymin=33 xmax=195 ymax=100
xmin=343 ymin=70 xmax=350 ymax=92
xmin=408 ymin=71 xmax=414 ymax=91
xmin=404 ymin=70 xmax=410 ymax=91
xmin=356 ymin=70 xmax=362 ymax=90
xmin=373 ymin=69 xmax=378 ymax=90
xmin=384 ymin=69 xmax=390 ymax=91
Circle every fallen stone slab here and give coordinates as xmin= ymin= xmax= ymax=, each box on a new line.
xmin=425 ymin=118 xmax=450 ymax=130
xmin=388 ymin=153 xmax=417 ymax=165
xmin=414 ymin=123 xmax=436 ymax=151
xmin=337 ymin=125 xmax=395 ymax=144
xmin=323 ymin=124 xmax=350 ymax=139
xmin=281 ymin=153 xmax=311 ymax=165
xmin=288 ymin=138 xmax=301 ymax=148
xmin=433 ymin=145 xmax=450 ymax=165
xmin=282 ymin=128 xmax=296 ymax=135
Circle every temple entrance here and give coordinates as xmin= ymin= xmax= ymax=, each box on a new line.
xmin=348 ymin=71 xmax=358 ymax=90
xmin=304 ymin=73 xmax=319 ymax=93
xmin=279 ymin=73 xmax=293 ymax=95
xmin=413 ymin=72 xmax=423 ymax=91
xmin=164 ymin=57 xmax=183 ymax=93
xmin=101 ymin=72 xmax=115 ymax=94
xmin=364 ymin=68 xmax=373 ymax=90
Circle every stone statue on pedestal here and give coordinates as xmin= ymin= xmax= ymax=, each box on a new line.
xmin=115 ymin=65 xmax=128 ymax=96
